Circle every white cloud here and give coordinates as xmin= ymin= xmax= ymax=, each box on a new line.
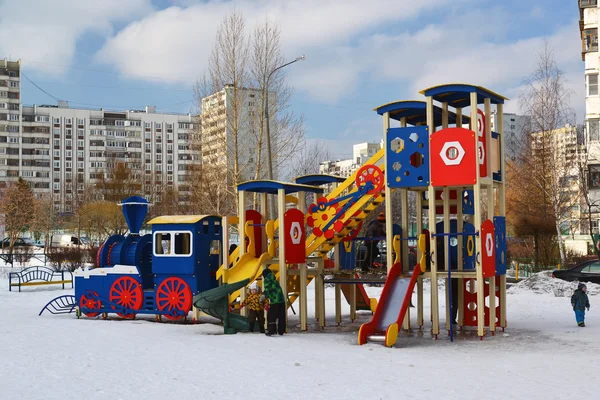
xmin=94 ymin=0 xmax=455 ymax=87
xmin=0 ymin=0 xmax=154 ymax=75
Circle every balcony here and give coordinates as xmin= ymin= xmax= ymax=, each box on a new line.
xmin=581 ymin=0 xmax=597 ymax=8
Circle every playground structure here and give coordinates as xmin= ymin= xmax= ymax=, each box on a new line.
xmin=215 ymin=83 xmax=507 ymax=346
xmin=39 ymin=82 xmax=507 ymax=349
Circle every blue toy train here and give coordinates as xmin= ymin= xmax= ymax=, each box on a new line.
xmin=74 ymin=196 xmax=222 ymax=320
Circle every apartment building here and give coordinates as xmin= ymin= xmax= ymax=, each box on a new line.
xmin=490 ymin=111 xmax=531 ymax=159
xmin=201 ymin=84 xmax=264 ymax=183
xmin=319 ymin=141 xmax=382 ymax=177
xmin=0 ymin=58 xmax=199 ymax=212
xmin=0 ymin=58 xmax=22 ymax=179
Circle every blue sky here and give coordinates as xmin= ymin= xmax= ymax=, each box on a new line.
xmin=0 ymin=0 xmax=583 ymax=160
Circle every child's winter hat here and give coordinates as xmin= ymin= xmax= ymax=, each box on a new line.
xmin=578 ymin=282 xmax=587 ymax=290
xmin=249 ymin=282 xmax=258 ymax=291
xmin=262 ymin=268 xmax=272 ymax=278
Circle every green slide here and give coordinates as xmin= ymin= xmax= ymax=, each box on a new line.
xmin=193 ymin=279 xmax=251 ymax=334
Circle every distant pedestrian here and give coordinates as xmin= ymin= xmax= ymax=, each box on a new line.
xmin=261 ymin=268 xmax=286 ymax=336
xmin=571 ymin=283 xmax=591 ymax=327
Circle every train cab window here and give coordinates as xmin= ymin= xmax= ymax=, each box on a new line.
xmin=210 ymin=240 xmax=221 ymax=255
xmin=155 ymin=233 xmax=172 ymax=255
xmin=174 ymin=232 xmax=191 ymax=255
xmin=154 ymin=231 xmax=192 ymax=257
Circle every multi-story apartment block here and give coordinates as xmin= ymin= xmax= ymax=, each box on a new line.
xmin=490 ymin=111 xmax=531 ymax=160
xmin=579 ymin=1 xmax=600 ymax=241
xmin=0 ymin=59 xmax=199 ymax=213
xmin=0 ymin=58 xmax=22 ymax=180
xmin=201 ymin=84 xmax=264 ymax=182
xmin=319 ymin=141 xmax=382 ymax=177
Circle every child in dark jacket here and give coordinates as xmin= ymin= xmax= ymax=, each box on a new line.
xmin=239 ymin=283 xmax=267 ymax=333
xmin=260 ymin=268 xmax=286 ymax=336
xmin=571 ymin=283 xmax=591 ymax=327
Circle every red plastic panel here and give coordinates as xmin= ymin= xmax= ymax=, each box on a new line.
xmin=462 ymin=278 xmax=501 ymax=327
xmin=481 ymin=219 xmax=496 ymax=278
xmin=476 ymin=109 xmax=488 ymax=178
xmin=284 ymin=208 xmax=306 ymax=264
xmin=246 ymin=210 xmax=263 ymax=255
xmin=430 ymin=127 xmax=477 ymax=187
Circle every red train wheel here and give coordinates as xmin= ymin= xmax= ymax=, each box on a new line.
xmin=156 ymin=277 xmax=192 ymax=321
xmin=355 ymin=164 xmax=384 ymax=194
xmin=109 ymin=276 xmax=143 ymax=319
xmin=79 ymin=291 xmax=101 ymax=317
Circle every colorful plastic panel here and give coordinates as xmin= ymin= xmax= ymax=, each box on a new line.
xmin=386 ymin=126 xmax=429 ymax=188
xmin=494 ymin=216 xmax=507 ymax=275
xmin=462 ymin=190 xmax=474 ymax=215
xmin=480 ymin=219 xmax=496 ymax=278
xmin=462 ymin=222 xmax=476 ymax=270
xmin=430 ymin=127 xmax=477 ymax=187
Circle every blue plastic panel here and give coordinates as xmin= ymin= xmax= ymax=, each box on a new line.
xmin=494 ymin=216 xmax=507 ymax=275
xmin=462 ymin=190 xmax=474 ymax=215
xmin=462 ymin=222 xmax=476 ymax=270
xmin=386 ymin=126 xmax=429 ymax=188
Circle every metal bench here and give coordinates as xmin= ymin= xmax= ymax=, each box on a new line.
xmin=8 ymin=266 xmax=73 ymax=292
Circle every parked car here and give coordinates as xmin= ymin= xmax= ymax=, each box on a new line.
xmin=0 ymin=237 xmax=38 ymax=248
xmin=50 ymin=234 xmax=90 ymax=248
xmin=552 ymin=260 xmax=600 ymax=284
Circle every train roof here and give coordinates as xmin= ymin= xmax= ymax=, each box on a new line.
xmin=147 ymin=215 xmax=219 ymax=225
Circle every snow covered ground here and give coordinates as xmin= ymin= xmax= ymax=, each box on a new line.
xmin=1 ymin=268 xmax=598 ymax=400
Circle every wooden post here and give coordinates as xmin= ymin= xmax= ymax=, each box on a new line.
xmin=471 ymin=91 xmax=485 ymax=338
xmin=317 ymin=257 xmax=326 ymax=327
xmin=297 ymin=191 xmax=308 ymax=331
xmin=416 ymin=192 xmax=424 ymax=328
xmin=497 ymin=102 xmax=507 ymax=330
xmin=443 ymin=186 xmax=450 ymax=331
xmin=384 ymin=111 xmax=393 ymax=275
xmin=484 ymin=97 xmax=496 ymax=334
xmin=401 ymin=189 xmax=409 ymax=274
xmin=239 ymin=191 xmax=246 ymax=258
xmin=426 ymin=94 xmax=439 ymax=337
xmin=278 ymin=188 xmax=288 ymax=330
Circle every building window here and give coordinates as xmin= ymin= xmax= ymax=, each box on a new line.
xmin=584 ymin=28 xmax=598 ymax=52
xmin=590 ymin=165 xmax=600 ymax=189
xmin=589 ymin=119 xmax=600 ymax=142
xmin=9 ymin=81 xmax=19 ymax=88
xmin=8 ymin=114 xmax=19 ymax=121
xmin=589 ymin=74 xmax=599 ymax=96
xmin=581 ymin=0 xmax=598 ymax=8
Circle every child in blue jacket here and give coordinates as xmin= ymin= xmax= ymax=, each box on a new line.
xmin=571 ymin=283 xmax=591 ymax=327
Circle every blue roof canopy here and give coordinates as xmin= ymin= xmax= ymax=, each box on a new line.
xmin=374 ymin=100 xmax=470 ymax=126
xmin=295 ymin=174 xmax=345 ymax=186
xmin=419 ymin=84 xmax=508 ymax=108
xmin=237 ymin=180 xmax=324 ymax=195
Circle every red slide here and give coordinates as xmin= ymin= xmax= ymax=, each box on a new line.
xmin=358 ymin=262 xmax=422 ymax=347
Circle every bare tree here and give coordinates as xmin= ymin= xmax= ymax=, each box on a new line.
xmin=95 ymin=161 xmax=142 ymax=203
xmin=518 ymin=41 xmax=576 ymax=266
xmin=286 ymin=140 xmax=333 ymax=179
xmin=0 ymin=178 xmax=36 ymax=252
xmin=192 ymin=11 xmax=250 ymax=215
xmin=190 ymin=14 xmax=306 ymax=216
xmin=33 ymin=194 xmax=59 ymax=249
xmin=250 ymin=20 xmax=305 ymax=180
